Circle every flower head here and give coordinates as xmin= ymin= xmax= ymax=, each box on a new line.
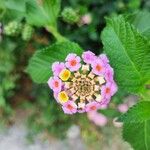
xmin=65 ymin=53 xmax=81 ymax=71
xmin=48 ymin=51 xmax=117 ymax=114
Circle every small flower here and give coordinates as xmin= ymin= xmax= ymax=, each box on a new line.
xmin=52 ymin=62 xmax=65 ymax=76
xmin=80 ymin=14 xmax=92 ymax=25
xmin=87 ymin=111 xmax=108 ymax=127
xmin=62 ymin=101 xmax=77 ymax=114
xmin=58 ymin=91 xmax=69 ymax=103
xmin=59 ymin=69 xmax=71 ymax=81
xmin=105 ymin=65 xmax=114 ymax=82
xmin=85 ymin=101 xmax=100 ymax=112
xmin=82 ymin=51 xmax=96 ymax=64
xmin=48 ymin=51 xmax=117 ymax=114
xmin=91 ymin=59 xmax=105 ymax=75
xmin=47 ymin=77 xmax=62 ymax=93
xmin=118 ymin=103 xmax=128 ymax=113
xmin=101 ymin=82 xmax=118 ymax=100
xmin=99 ymin=54 xmax=109 ymax=65
xmin=65 ymin=53 xmax=81 ymax=71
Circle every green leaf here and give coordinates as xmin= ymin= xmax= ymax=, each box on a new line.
xmin=25 ymin=0 xmax=49 ymax=26
xmin=3 ymin=0 xmax=26 ymax=20
xmin=101 ymin=16 xmax=150 ymax=93
xmin=43 ymin=0 xmax=61 ymax=27
xmin=118 ymin=101 xmax=150 ymax=123
xmin=123 ymin=121 xmax=150 ymax=150
xmin=26 ymin=41 xmax=83 ymax=83
xmin=5 ymin=0 xmax=26 ymax=12
xmin=25 ymin=0 xmax=61 ymax=27
xmin=127 ymin=10 xmax=150 ymax=39
xmin=118 ymin=101 xmax=150 ymax=150
xmin=127 ymin=0 xmax=141 ymax=10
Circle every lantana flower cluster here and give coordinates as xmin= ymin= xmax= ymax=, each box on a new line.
xmin=48 ymin=51 xmax=117 ymax=114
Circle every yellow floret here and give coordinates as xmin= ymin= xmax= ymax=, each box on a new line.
xmin=58 ymin=91 xmax=69 ymax=103
xmin=59 ymin=69 xmax=71 ymax=81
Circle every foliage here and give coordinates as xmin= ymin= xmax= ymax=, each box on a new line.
xmin=101 ymin=15 xmax=150 ymax=94
xmin=118 ymin=101 xmax=150 ymax=150
xmin=26 ymin=41 xmax=83 ymax=83
xmin=0 ymin=0 xmax=150 ymax=149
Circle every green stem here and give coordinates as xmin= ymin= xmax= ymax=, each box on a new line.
xmin=46 ymin=26 xmax=67 ymax=42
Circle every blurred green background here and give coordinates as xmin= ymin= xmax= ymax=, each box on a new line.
xmin=0 ymin=0 xmax=149 ymax=149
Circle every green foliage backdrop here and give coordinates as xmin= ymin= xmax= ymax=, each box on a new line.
xmin=0 ymin=0 xmax=150 ymax=149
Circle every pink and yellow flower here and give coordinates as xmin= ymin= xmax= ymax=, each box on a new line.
xmin=48 ymin=51 xmax=117 ymax=114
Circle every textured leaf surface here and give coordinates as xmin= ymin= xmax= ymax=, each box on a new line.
xmin=43 ymin=0 xmax=61 ymax=27
xmin=118 ymin=101 xmax=150 ymax=150
xmin=25 ymin=0 xmax=49 ymax=26
xmin=123 ymin=121 xmax=150 ymax=150
xmin=26 ymin=41 xmax=83 ymax=83
xmin=101 ymin=16 xmax=150 ymax=93
xmin=25 ymin=0 xmax=61 ymax=27
xmin=129 ymin=10 xmax=150 ymax=39
xmin=118 ymin=101 xmax=150 ymax=123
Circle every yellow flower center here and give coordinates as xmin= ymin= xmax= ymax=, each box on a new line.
xmin=59 ymin=69 xmax=71 ymax=81
xmin=58 ymin=91 xmax=69 ymax=103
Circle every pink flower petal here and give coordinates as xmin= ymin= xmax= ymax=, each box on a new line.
xmin=47 ymin=76 xmax=62 ymax=93
xmin=85 ymin=101 xmax=100 ymax=112
xmin=118 ymin=103 xmax=128 ymax=113
xmin=82 ymin=51 xmax=96 ymax=64
xmin=91 ymin=58 xmax=105 ymax=75
xmin=52 ymin=62 xmax=65 ymax=76
xmin=62 ymin=101 xmax=77 ymax=114
xmin=87 ymin=111 xmax=108 ymax=127
xmin=65 ymin=53 xmax=81 ymax=71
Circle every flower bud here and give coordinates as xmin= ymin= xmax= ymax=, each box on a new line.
xmin=80 ymin=13 xmax=92 ymax=25
xmin=22 ymin=24 xmax=34 ymax=41
xmin=61 ymin=7 xmax=80 ymax=24
xmin=4 ymin=21 xmax=22 ymax=36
